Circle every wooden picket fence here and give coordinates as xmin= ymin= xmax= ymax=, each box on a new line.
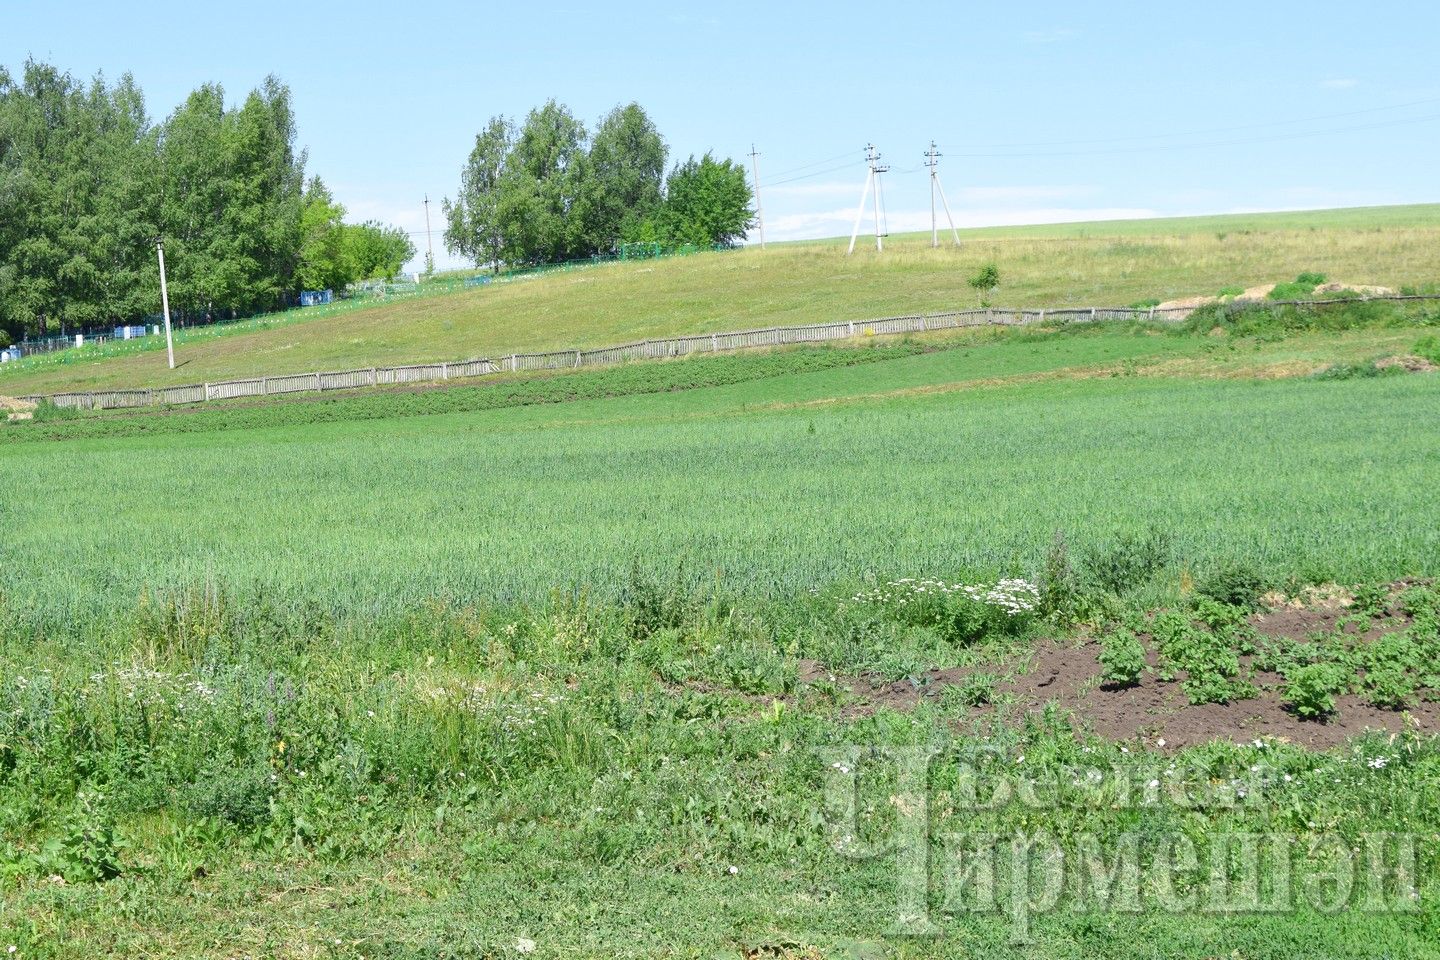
xmin=20 ymin=296 xmax=1438 ymax=411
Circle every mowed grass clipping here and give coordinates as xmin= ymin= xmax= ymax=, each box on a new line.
xmin=4 ymin=328 xmax=1437 ymax=630
xmin=4 ymin=203 xmax=1440 ymax=395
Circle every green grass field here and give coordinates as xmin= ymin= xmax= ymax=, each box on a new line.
xmin=3 ymin=240 xmax=1440 ymax=956
xmin=4 ymin=204 xmax=1439 ymax=396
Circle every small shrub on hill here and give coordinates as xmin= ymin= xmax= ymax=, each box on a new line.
xmin=967 ymin=263 xmax=1001 ymax=305
xmin=1269 ymin=272 xmax=1328 ymax=301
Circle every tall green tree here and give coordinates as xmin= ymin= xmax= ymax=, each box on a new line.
xmin=583 ymin=103 xmax=666 ymax=251
xmin=294 ymin=176 xmax=350 ymax=291
xmin=500 ymin=100 xmax=590 ymax=264
xmin=659 ymin=153 xmax=754 ymax=248
xmin=344 ymin=221 xmax=415 ymax=282
xmin=158 ymin=82 xmax=246 ymax=321
xmin=443 ymin=115 xmax=512 ymax=272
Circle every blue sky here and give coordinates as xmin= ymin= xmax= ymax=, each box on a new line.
xmin=9 ymin=1 xmax=1440 ymax=270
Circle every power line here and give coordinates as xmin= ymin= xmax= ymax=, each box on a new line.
xmin=766 ymin=159 xmax=864 ymax=187
xmin=765 ymin=149 xmax=862 ymax=179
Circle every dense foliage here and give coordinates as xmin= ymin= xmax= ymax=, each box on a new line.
xmin=444 ymin=100 xmax=754 ymax=268
xmin=0 ymin=60 xmax=411 ymax=341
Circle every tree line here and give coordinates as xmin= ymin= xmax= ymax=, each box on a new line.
xmin=443 ymin=101 xmax=754 ymax=269
xmin=0 ymin=60 xmax=413 ymax=342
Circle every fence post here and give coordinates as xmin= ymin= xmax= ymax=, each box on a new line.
xmin=1149 ymin=306 xmax=1156 ymax=321
xmin=1090 ymin=307 xmax=1097 ymax=322
xmin=314 ymin=372 xmax=322 ymax=392
xmin=262 ymin=377 xmax=270 ymax=395
xmin=204 ymin=382 xmax=211 ymax=401
xmin=711 ymin=333 xmax=718 ymax=351
xmin=442 ymin=362 xmax=449 ymax=380
xmin=509 ymin=354 xmax=517 ymax=372
xmin=849 ymin=320 xmax=856 ymax=337
xmin=575 ymin=349 xmax=581 ymax=368
xmin=369 ymin=368 xmax=377 ymax=387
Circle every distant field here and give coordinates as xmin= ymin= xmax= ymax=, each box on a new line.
xmin=3 ymin=203 xmax=1438 ymax=396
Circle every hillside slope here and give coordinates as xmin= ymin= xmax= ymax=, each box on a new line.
xmin=3 ymin=203 xmax=1438 ymax=395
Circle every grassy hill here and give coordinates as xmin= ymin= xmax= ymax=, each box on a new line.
xmin=3 ymin=203 xmax=1439 ymax=396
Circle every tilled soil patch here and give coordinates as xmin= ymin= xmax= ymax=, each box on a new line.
xmin=789 ymin=592 xmax=1437 ymax=750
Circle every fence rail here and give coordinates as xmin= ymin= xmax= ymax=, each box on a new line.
xmin=19 ymin=295 xmax=1438 ymax=412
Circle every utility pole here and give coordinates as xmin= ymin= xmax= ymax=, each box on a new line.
xmin=847 ymin=144 xmax=889 ymax=255
xmin=748 ymin=144 xmax=766 ymax=249
xmin=423 ymin=194 xmax=435 ymax=275
xmin=156 ymin=239 xmax=175 ymax=369
xmin=924 ymin=141 xmax=961 ymax=248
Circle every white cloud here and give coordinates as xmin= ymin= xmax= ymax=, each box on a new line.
xmin=1320 ymin=78 xmax=1359 ymax=89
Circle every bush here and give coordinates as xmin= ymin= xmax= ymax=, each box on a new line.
xmin=184 ymin=761 xmax=274 ymax=829
xmin=1185 ymin=298 xmax=1431 ymax=339
xmin=1284 ymin=662 xmax=1348 ymax=718
xmin=1269 ymin=272 xmax=1327 ymax=301
xmin=1098 ymin=628 xmax=1145 ymax=687
xmin=30 ymin=399 xmax=81 ymax=422
xmin=1039 ymin=529 xmax=1079 ymax=621
xmin=1080 ymin=527 xmax=1173 ymax=595
xmin=1150 ymin=609 xmax=1252 ymax=705
xmin=967 ymin=263 xmax=1000 ymax=305
xmin=1413 ymin=335 xmax=1440 ymax=365
xmin=1364 ymin=666 xmax=1415 ymax=710
xmin=1310 ymin=361 xmax=1384 ymax=381
xmin=1196 ymin=562 xmax=1266 ymax=609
